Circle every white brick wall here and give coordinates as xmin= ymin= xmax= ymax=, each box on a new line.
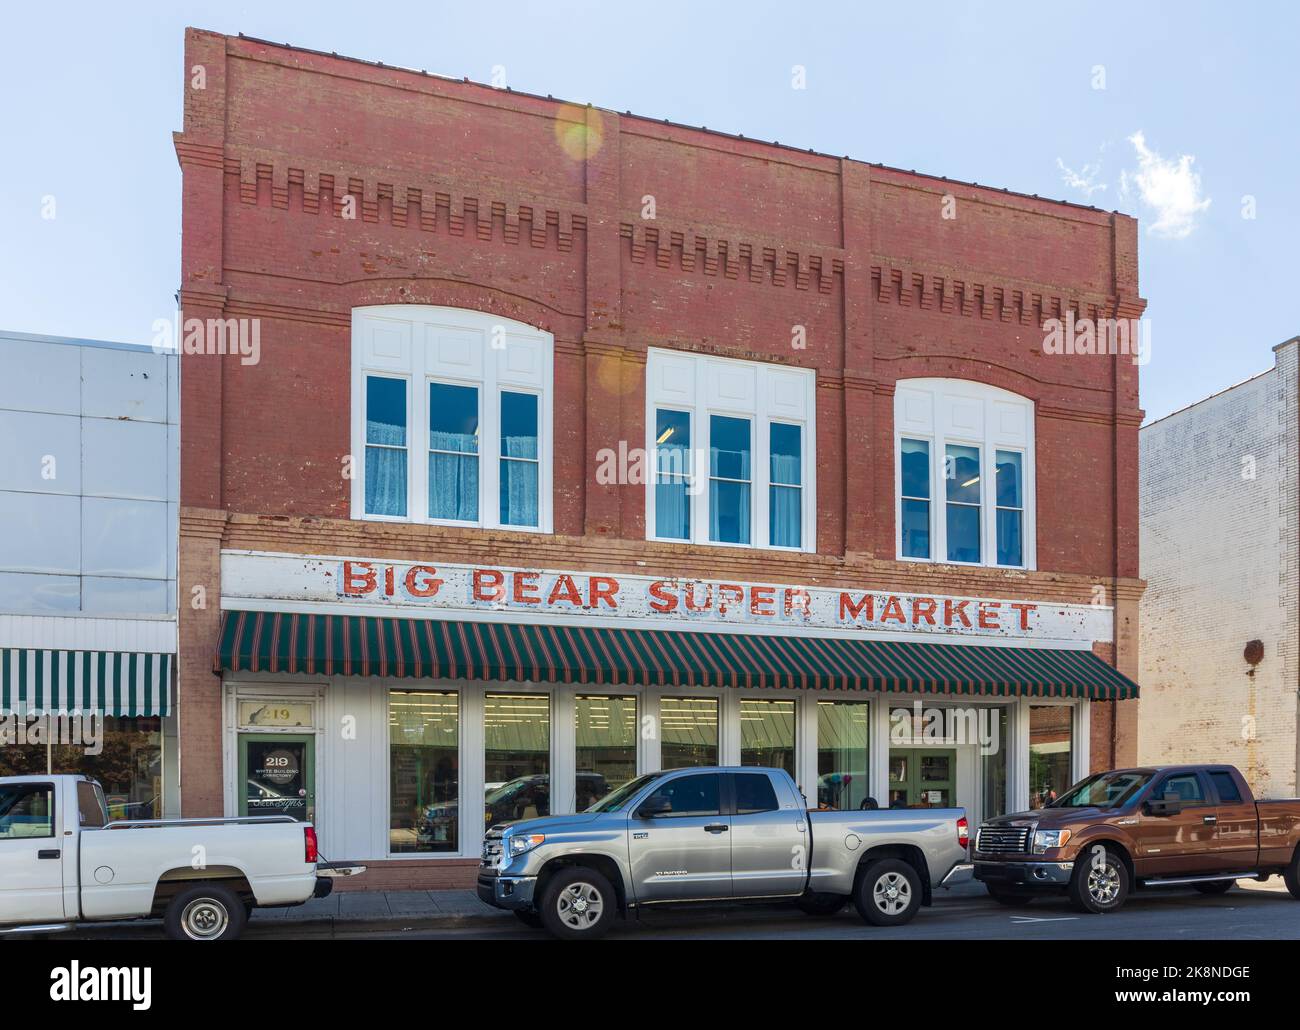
xmin=1139 ymin=339 xmax=1299 ymax=798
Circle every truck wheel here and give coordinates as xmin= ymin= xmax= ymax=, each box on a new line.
xmin=1193 ymin=880 xmax=1235 ymax=895
xmin=164 ymin=884 xmax=247 ymax=941
xmin=1068 ymin=847 xmax=1129 ymax=913
xmin=854 ymin=858 xmax=922 ymax=926
xmin=796 ymin=891 xmax=847 ymax=917
xmin=1284 ymin=852 xmax=1300 ymax=899
xmin=538 ymin=867 xmax=616 ymax=940
xmin=513 ymin=909 xmax=544 ymax=929
xmin=986 ymin=885 xmax=1035 ymax=907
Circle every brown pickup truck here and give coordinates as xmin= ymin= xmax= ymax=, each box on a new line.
xmin=973 ymin=764 xmax=1300 ymax=913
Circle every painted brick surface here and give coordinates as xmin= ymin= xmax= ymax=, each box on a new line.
xmin=176 ymin=29 xmax=1147 ymax=886
xmin=1139 ymin=340 xmax=1300 ymax=797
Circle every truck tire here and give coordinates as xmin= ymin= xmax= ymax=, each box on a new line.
xmin=163 ymin=884 xmax=247 ymax=941
xmin=1068 ymin=847 xmax=1129 ymax=913
xmin=513 ymin=909 xmax=544 ymax=929
xmin=1284 ymin=852 xmax=1300 ymax=899
xmin=796 ymin=891 xmax=847 ymax=917
xmin=986 ymin=885 xmax=1035 ymax=907
xmin=854 ymin=858 xmax=923 ymax=926
xmin=538 ymin=867 xmax=616 ymax=940
xmin=1193 ymin=880 xmax=1235 ymax=895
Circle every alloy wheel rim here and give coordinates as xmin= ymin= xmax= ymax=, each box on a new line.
xmin=872 ymin=872 xmax=912 ymax=915
xmin=1087 ymin=863 xmax=1120 ymax=904
xmin=557 ymin=882 xmax=604 ymax=930
xmin=181 ymin=898 xmax=229 ymax=940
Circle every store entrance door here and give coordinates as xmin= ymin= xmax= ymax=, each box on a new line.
xmin=888 ymin=748 xmax=956 ymax=809
xmin=239 ymin=734 xmax=315 ymax=822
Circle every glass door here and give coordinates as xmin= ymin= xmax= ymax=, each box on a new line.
xmin=888 ymin=748 xmax=956 ymax=809
xmin=239 ymin=733 xmax=315 ymax=822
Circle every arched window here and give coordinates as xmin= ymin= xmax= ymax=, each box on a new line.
xmin=894 ymin=378 xmax=1034 ymax=569
xmin=351 ymin=306 xmax=553 ymax=532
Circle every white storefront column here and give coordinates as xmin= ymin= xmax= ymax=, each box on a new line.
xmin=720 ymin=689 xmax=742 ymax=766
xmin=1073 ymin=700 xmax=1091 ymax=783
xmin=796 ymin=691 xmax=819 ymax=802
xmin=552 ymin=686 xmax=576 ymax=814
xmin=461 ymin=685 xmax=485 ymax=856
xmin=1010 ymin=699 xmax=1031 ymax=813
xmin=869 ymin=695 xmax=891 ymax=809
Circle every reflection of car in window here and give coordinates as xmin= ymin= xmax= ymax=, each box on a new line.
xmin=418 ymin=773 xmax=611 ymax=842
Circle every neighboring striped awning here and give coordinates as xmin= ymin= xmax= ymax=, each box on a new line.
xmin=0 ymin=649 xmax=173 ymax=717
xmin=216 ymin=611 xmax=1138 ymax=700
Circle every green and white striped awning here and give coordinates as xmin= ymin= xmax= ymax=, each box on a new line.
xmin=0 ymin=649 xmax=173 ymax=717
xmin=216 ymin=611 xmax=1138 ymax=700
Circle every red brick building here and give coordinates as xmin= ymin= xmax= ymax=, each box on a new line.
xmin=175 ymin=28 xmax=1144 ymax=889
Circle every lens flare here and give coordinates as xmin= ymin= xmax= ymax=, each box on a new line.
xmin=554 ymin=103 xmax=604 ymax=161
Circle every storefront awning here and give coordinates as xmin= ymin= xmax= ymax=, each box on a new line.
xmin=216 ymin=611 xmax=1138 ymax=700
xmin=0 ymin=648 xmax=174 ymax=716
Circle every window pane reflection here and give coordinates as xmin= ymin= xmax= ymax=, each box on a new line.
xmin=817 ymin=700 xmax=869 ymax=810
xmin=389 ymin=691 xmax=459 ymax=853
xmin=740 ymin=699 xmax=795 ymax=778
xmin=484 ymin=694 xmax=550 ymax=830
xmin=659 ymin=697 xmax=718 ymax=768
xmin=575 ymin=695 xmax=638 ymax=810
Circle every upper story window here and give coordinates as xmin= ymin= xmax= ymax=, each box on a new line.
xmin=352 ymin=306 xmax=553 ymax=532
xmin=646 ymin=349 xmax=816 ymax=552
xmin=893 ymin=378 xmax=1034 ymax=569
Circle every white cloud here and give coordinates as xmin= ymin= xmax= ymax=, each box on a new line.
xmin=1120 ymin=131 xmax=1211 ymax=238
xmin=1056 ymin=157 xmax=1108 ymax=198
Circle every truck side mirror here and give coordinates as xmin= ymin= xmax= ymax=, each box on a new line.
xmin=1145 ymin=792 xmax=1183 ymax=817
xmin=637 ymin=795 xmax=672 ymax=819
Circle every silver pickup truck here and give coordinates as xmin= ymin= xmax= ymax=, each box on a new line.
xmin=477 ymin=766 xmax=972 ymax=938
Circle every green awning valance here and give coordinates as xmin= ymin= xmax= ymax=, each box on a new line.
xmin=0 ymin=648 xmax=173 ymax=717
xmin=217 ymin=611 xmax=1138 ymax=700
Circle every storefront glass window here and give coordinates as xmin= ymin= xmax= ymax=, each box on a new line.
xmin=654 ymin=408 xmax=692 ymax=540
xmin=659 ymin=697 xmax=718 ymax=769
xmin=769 ymin=422 xmax=802 ymax=548
xmin=428 ymin=382 xmax=479 ymax=522
xmin=740 ymin=698 xmax=795 ymax=778
xmin=709 ymin=414 xmax=752 ymax=545
xmin=575 ymin=695 xmax=637 ymax=810
xmin=484 ymin=694 xmax=550 ymax=829
xmin=945 ymin=443 xmax=982 ymax=563
xmin=364 ymin=374 xmax=408 ymax=517
xmin=51 ymin=716 xmax=161 ymax=820
xmin=499 ymin=391 xmax=540 ymax=527
xmin=0 ymin=715 xmax=48 ymax=777
xmin=900 ymin=437 xmax=931 ymax=559
xmin=388 ymin=690 xmax=459 ymax=854
xmin=816 ymin=700 xmax=869 ymax=809
xmin=995 ymin=450 xmax=1024 ymax=566
xmin=980 ymin=707 xmax=1009 ymax=819
xmin=1029 ymin=705 xmax=1074 ymax=809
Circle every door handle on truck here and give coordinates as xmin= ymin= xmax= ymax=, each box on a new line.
xmin=37 ymin=849 xmax=60 ymax=859
xmin=1203 ymin=815 xmax=1217 ymax=825
xmin=703 ymin=824 xmax=729 ymax=834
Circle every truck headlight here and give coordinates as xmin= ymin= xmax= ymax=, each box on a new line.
xmin=1032 ymin=829 xmax=1071 ymax=853
xmin=507 ymin=833 xmax=545 ymax=858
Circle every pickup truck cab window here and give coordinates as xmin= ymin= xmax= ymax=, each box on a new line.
xmin=0 ymin=783 xmax=54 ymax=839
xmin=734 ymin=773 xmax=780 ymax=814
xmin=1209 ymin=770 xmax=1243 ymax=803
xmin=642 ymin=774 xmax=721 ymax=818
xmin=1153 ymin=772 xmax=1208 ymax=806
xmin=77 ymin=781 xmax=108 ymax=828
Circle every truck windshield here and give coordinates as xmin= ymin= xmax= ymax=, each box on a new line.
xmin=586 ymin=773 xmax=662 ymax=813
xmin=1051 ymin=771 xmax=1153 ymax=809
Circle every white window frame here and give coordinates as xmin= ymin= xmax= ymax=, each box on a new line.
xmin=893 ymin=378 xmax=1036 ymax=570
xmin=645 ymin=348 xmax=817 ymax=552
xmin=350 ymin=305 xmax=554 ymax=533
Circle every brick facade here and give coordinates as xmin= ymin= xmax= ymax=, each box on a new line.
xmin=174 ymin=29 xmax=1145 ymax=885
xmin=1139 ymin=339 xmax=1300 ymax=797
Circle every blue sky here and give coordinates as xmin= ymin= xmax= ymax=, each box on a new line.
xmin=1 ymin=0 xmax=1295 ymax=421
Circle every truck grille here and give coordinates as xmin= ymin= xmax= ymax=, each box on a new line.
xmin=481 ymin=832 xmax=504 ymax=864
xmin=976 ymin=826 xmax=1030 ymax=854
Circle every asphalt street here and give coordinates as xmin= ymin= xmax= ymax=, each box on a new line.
xmin=63 ymin=880 xmax=1300 ymax=941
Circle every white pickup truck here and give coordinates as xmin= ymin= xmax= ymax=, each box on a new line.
xmin=0 ymin=774 xmax=340 ymax=940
